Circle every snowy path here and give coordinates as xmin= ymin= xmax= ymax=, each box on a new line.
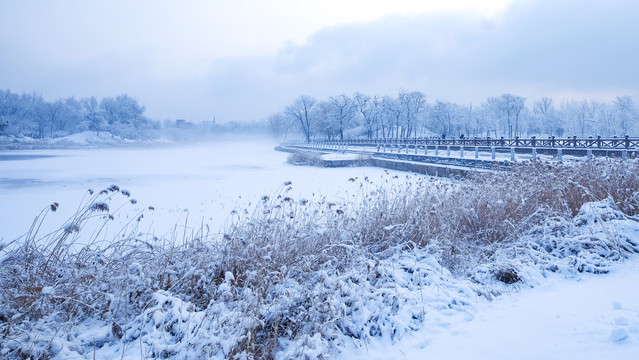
xmin=341 ymin=258 xmax=639 ymax=360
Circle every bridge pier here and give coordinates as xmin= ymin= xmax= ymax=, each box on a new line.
xmin=510 ymin=148 xmax=515 ymax=162
xmin=475 ymin=146 xmax=479 ymax=159
xmin=491 ymin=146 xmax=496 ymax=160
xmin=557 ymin=148 xmax=563 ymax=161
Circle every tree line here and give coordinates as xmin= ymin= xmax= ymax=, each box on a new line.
xmin=3 ymin=88 xmax=637 ymax=143
xmin=0 ymin=90 xmax=161 ymax=139
xmin=0 ymin=89 xmax=273 ymax=141
xmin=270 ymin=90 xmax=639 ymax=142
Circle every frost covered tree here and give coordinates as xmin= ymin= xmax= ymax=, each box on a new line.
xmin=398 ymin=90 xmax=426 ymax=138
xmin=593 ymin=102 xmax=616 ymax=137
xmin=267 ymin=112 xmax=293 ymax=141
xmin=0 ymin=90 xmax=19 ymax=135
xmin=99 ymin=94 xmax=148 ymax=139
xmin=563 ymin=100 xmax=596 ymax=137
xmin=353 ymin=92 xmax=380 ymax=139
xmin=381 ymin=96 xmax=402 ymax=139
xmin=483 ymin=94 xmax=526 ymax=138
xmin=327 ymin=94 xmax=356 ymax=140
xmin=82 ymin=96 xmax=106 ymax=135
xmin=614 ymin=96 xmax=637 ymax=135
xmin=429 ymin=101 xmax=461 ymax=138
xmin=532 ymin=97 xmax=562 ymax=136
xmin=314 ymin=101 xmax=336 ymax=140
xmin=285 ymin=95 xmax=317 ymax=143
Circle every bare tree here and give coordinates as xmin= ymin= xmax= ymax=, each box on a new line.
xmin=429 ymin=101 xmax=456 ymax=138
xmin=594 ymin=102 xmax=615 ymax=136
xmin=398 ymin=90 xmax=426 ymax=138
xmin=484 ymin=94 xmax=526 ymax=137
xmin=328 ymin=94 xmax=355 ymax=140
xmin=285 ymin=95 xmax=317 ymax=143
xmin=564 ymin=100 xmax=596 ymax=137
xmin=267 ymin=112 xmax=293 ymax=142
xmin=533 ymin=97 xmax=561 ymax=136
xmin=381 ymin=96 xmax=401 ymax=139
xmin=353 ymin=92 xmax=374 ymax=139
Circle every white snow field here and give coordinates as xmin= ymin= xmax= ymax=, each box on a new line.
xmin=341 ymin=256 xmax=639 ymax=360
xmin=1 ymin=141 xmax=638 ymax=359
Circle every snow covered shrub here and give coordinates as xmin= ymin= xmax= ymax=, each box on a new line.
xmin=287 ymin=150 xmax=324 ymax=166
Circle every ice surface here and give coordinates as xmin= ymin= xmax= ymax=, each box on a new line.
xmin=0 ymin=141 xmax=404 ymax=242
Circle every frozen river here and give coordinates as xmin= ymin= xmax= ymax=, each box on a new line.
xmin=0 ymin=140 xmax=406 ymax=243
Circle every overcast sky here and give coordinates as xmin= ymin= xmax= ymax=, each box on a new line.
xmin=1 ymin=0 xmax=638 ymax=122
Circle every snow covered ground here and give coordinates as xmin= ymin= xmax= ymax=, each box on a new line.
xmin=1 ymin=141 xmax=638 ymax=359
xmin=341 ymin=257 xmax=639 ymax=360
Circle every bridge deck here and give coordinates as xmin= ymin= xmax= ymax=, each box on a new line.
xmin=277 ymin=142 xmax=636 ymax=178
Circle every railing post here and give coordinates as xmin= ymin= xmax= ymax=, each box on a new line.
xmin=626 ymin=135 xmax=630 ymax=149
xmin=597 ymin=135 xmax=601 ymax=148
xmin=531 ymin=136 xmax=536 ymax=147
xmin=551 ymin=136 xmax=555 ymax=147
xmin=573 ymin=136 xmax=577 ymax=147
xmin=515 ymin=136 xmax=520 ymax=147
xmin=500 ymin=137 xmax=505 ymax=147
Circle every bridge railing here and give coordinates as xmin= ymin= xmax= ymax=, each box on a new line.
xmin=316 ymin=135 xmax=638 ymax=149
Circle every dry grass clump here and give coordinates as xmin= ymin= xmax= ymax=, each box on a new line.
xmin=1 ymin=158 xmax=638 ymax=358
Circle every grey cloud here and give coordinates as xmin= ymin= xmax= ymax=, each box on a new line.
xmin=263 ymin=0 xmax=639 ymax=102
xmin=2 ymin=0 xmax=637 ymax=122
